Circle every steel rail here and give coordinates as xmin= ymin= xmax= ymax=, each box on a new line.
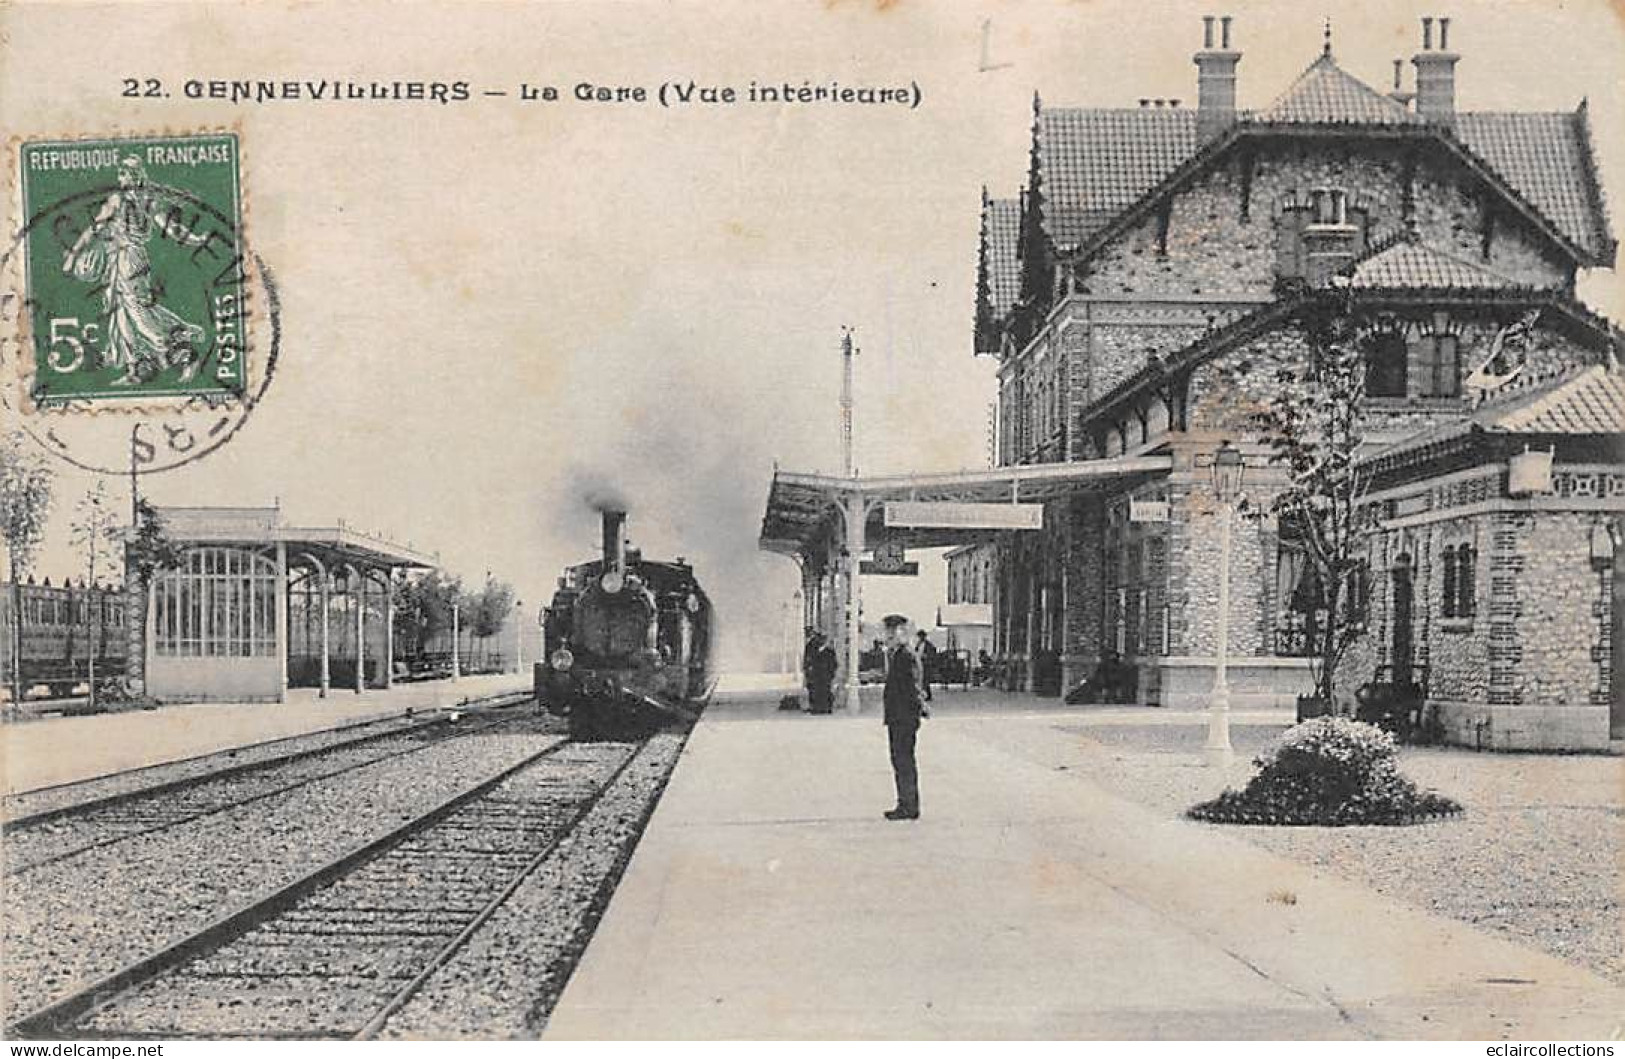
xmin=4 ymin=714 xmax=524 ymax=877
xmin=4 ymin=732 xmax=571 ymax=1040
xmin=3 ymin=689 xmax=533 ymax=829
xmin=355 ymin=741 xmax=645 ymax=1039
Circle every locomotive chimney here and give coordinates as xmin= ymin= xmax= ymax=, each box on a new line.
xmin=601 ymin=509 xmax=627 ymax=578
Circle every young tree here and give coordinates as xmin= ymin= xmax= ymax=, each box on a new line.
xmin=393 ymin=570 xmax=462 ymax=664
xmin=70 ymin=478 xmax=122 ymax=708
xmin=121 ymin=499 xmax=184 ymax=697
xmin=125 ymin=498 xmax=184 ymax=588
xmin=1 ymin=433 xmax=55 ymax=709
xmin=469 ymin=578 xmax=515 ymax=669
xmin=1243 ymin=293 xmax=1374 ymax=712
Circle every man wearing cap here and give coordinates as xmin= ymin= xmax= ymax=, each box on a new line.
xmin=881 ymin=614 xmax=928 ymax=820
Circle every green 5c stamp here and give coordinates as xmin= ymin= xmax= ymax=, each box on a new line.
xmin=20 ymin=133 xmax=246 ymax=402
xmin=3 ymin=131 xmax=279 ymax=476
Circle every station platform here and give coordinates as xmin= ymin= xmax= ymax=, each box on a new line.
xmin=545 ymin=687 xmax=1624 ymax=1040
xmin=1 ymin=673 xmax=531 ymax=795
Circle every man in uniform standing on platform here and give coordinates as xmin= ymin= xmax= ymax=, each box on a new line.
xmin=914 ymin=629 xmax=937 ymax=703
xmin=881 ymin=614 xmax=927 ymax=820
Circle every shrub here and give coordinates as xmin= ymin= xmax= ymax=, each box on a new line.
xmin=1189 ymin=715 xmax=1462 ymax=826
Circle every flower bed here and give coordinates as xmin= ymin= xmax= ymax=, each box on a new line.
xmin=1188 ymin=716 xmax=1463 ymax=827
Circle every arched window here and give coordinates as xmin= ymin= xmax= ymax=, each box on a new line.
xmin=1365 ymin=331 xmax=1408 ymax=398
xmin=153 ymin=547 xmax=278 ymax=658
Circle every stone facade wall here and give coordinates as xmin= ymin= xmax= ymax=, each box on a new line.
xmin=1078 ymin=141 xmax=1567 ymax=301
xmin=1185 ymin=312 xmax=1604 ymax=444
xmin=1161 ymin=479 xmax=1269 ymax=659
xmin=1062 ymin=495 xmax=1107 ymax=685
xmin=1411 ymin=170 xmax=1566 ymax=286
xmin=1186 ymin=329 xmax=1309 ymax=435
xmin=1089 ymin=320 xmax=1208 ymax=413
xmin=1001 ymin=137 xmax=1580 ymax=469
xmin=1334 ymin=483 xmax=1616 ymax=750
xmin=1502 ymin=511 xmax=1609 ymax=708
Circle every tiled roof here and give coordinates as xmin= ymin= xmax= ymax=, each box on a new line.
xmin=1454 ymin=110 xmax=1613 ymax=262
xmin=1369 ymin=362 xmax=1625 ymax=471
xmin=1036 ymin=107 xmax=1198 ymax=250
xmin=980 ymin=196 xmax=1022 ymax=317
xmin=1256 ymin=53 xmax=1423 ymax=126
xmin=1028 ymin=60 xmax=1612 ymax=267
xmin=1482 ymin=362 xmax=1625 ymax=435
xmin=1347 ymin=239 xmax=1520 ymax=290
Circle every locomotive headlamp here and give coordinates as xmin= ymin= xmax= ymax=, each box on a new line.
xmin=600 ymin=570 xmax=625 ymax=594
xmin=550 ymin=648 xmax=574 ymax=672
xmin=685 ymin=593 xmax=701 ymax=613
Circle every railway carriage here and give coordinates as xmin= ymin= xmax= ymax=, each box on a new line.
xmin=539 ymin=510 xmax=713 ymax=738
xmin=0 ymin=580 xmax=130 ymax=699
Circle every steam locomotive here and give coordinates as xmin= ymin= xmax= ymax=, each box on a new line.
xmin=1 ymin=580 xmax=130 ymax=700
xmin=538 ymin=510 xmax=714 ymax=739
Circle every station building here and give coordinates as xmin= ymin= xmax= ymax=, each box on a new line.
xmin=127 ymin=506 xmax=436 ymax=703
xmin=763 ymin=17 xmax=1624 ymax=749
xmin=941 ymin=543 xmax=996 ymax=659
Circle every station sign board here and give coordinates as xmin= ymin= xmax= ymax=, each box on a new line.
xmin=861 ymin=540 xmax=918 ymax=576
xmin=859 ymin=560 xmax=919 ymax=576
xmin=1129 ymin=499 xmax=1169 ymax=523
xmin=883 ymin=501 xmax=1043 ymax=531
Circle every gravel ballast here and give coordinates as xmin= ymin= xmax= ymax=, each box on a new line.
xmin=74 ymin=741 xmax=638 ymax=1038
xmin=376 ymin=731 xmax=688 ymax=1039
xmin=1 ymin=713 xmax=429 ymax=823
xmin=3 ymin=722 xmax=479 ymax=873
xmin=3 ymin=725 xmax=564 ymax=1023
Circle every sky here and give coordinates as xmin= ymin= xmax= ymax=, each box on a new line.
xmin=4 ymin=0 xmax=1623 ymax=670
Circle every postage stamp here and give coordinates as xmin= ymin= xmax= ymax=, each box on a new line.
xmin=19 ymin=133 xmax=247 ymax=402
xmin=1 ymin=131 xmax=278 ymax=475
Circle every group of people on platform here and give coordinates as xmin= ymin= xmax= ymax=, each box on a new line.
xmin=801 ymin=625 xmax=945 ymax=712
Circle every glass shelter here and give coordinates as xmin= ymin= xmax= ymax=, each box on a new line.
xmin=138 ymin=507 xmax=436 ymax=703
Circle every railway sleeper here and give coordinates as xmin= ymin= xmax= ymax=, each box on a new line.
xmin=256 ymin=923 xmax=464 ymax=940
xmin=270 ymin=902 xmax=474 ymax=920
xmin=196 ymin=945 xmax=446 ymax=971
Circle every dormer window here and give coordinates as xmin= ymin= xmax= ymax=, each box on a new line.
xmin=1365 ymin=331 xmax=1408 ymax=398
xmin=1307 ymin=188 xmax=1351 ymax=229
xmin=1422 ymin=331 xmax=1461 ymax=397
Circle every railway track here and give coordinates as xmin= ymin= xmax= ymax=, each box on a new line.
xmin=3 ymin=693 xmax=538 ymax=876
xmin=7 ymin=737 xmax=645 ymax=1039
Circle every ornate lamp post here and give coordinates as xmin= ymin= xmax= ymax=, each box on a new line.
xmin=1206 ymin=440 xmax=1245 ymax=767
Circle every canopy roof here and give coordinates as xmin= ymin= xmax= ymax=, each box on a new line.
xmin=156 ymin=507 xmax=438 ymax=570
xmin=759 ymin=456 xmax=1171 ymax=558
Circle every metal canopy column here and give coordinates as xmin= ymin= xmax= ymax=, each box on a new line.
xmin=382 ymin=569 xmax=395 ymax=690
xmin=275 ymin=542 xmax=289 ymax=702
xmin=842 ymin=489 xmax=865 ymax=714
xmin=348 ymin=565 xmax=364 ymax=694
xmin=451 ymin=603 xmax=461 ymax=681
xmin=299 ymin=553 xmax=331 ymax=699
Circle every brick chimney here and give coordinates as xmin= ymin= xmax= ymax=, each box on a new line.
xmin=1388 ymin=58 xmax=1414 ymax=110
xmin=1194 ymin=15 xmax=1241 ymax=139
xmin=1411 ymin=16 xmax=1459 ymax=121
